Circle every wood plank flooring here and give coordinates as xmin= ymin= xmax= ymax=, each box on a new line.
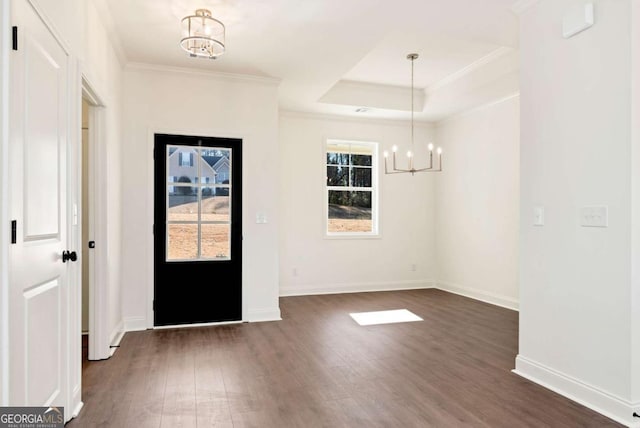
xmin=68 ymin=289 xmax=621 ymax=427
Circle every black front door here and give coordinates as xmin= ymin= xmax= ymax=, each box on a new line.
xmin=154 ymin=134 xmax=242 ymax=326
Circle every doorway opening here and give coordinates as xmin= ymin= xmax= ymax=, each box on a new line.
xmin=81 ymin=99 xmax=90 ymax=358
xmin=80 ymin=79 xmax=111 ymax=361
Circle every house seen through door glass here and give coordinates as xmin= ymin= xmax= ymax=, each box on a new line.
xmin=167 ymin=146 xmax=232 ymax=261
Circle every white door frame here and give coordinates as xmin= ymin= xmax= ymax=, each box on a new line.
xmin=80 ymin=76 xmax=110 ymax=361
xmin=0 ymin=0 xmax=11 ymax=407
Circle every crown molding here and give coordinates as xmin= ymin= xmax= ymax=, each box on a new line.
xmin=92 ymin=0 xmax=128 ymax=66
xmin=510 ymin=0 xmax=542 ymax=16
xmin=426 ymin=47 xmax=515 ymax=94
xmin=279 ymin=110 xmax=435 ymax=127
xmin=435 ymin=92 xmax=520 ymax=125
xmin=124 ymin=62 xmax=281 ymax=86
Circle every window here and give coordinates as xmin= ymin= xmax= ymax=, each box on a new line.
xmin=180 ymin=151 xmax=194 ymax=167
xmin=326 ymin=140 xmax=378 ymax=236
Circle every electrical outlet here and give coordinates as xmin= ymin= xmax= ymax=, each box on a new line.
xmin=410 ymin=264 xmax=417 ymax=272
xmin=256 ymin=212 xmax=268 ymax=224
xmin=533 ymin=206 xmax=544 ymax=226
xmin=581 ymin=206 xmax=608 ymax=228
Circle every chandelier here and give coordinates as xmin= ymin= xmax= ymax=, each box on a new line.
xmin=180 ymin=9 xmax=226 ymax=59
xmin=383 ymin=53 xmax=443 ymax=175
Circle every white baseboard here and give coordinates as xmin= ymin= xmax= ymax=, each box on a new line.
xmin=71 ymin=401 xmax=84 ymax=418
xmin=109 ymin=319 xmax=125 ymax=356
xmin=245 ymin=308 xmax=282 ymax=322
xmin=435 ymin=281 xmax=519 ymax=311
xmin=280 ymin=280 xmax=435 ymax=297
xmin=514 ymin=355 xmax=639 ymax=427
xmin=124 ymin=316 xmax=147 ymax=332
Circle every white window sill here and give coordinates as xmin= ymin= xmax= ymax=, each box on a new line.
xmin=324 ymin=233 xmax=382 ymax=240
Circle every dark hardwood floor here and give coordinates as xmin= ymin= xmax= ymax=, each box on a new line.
xmin=69 ymin=289 xmax=621 ymax=427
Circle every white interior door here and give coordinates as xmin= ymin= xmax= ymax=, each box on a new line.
xmin=9 ymin=0 xmax=71 ymax=412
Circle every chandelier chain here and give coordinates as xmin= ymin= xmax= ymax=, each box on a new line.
xmin=411 ymin=55 xmax=414 ymax=150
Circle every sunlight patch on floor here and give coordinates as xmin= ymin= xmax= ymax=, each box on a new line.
xmin=349 ymin=309 xmax=423 ymax=326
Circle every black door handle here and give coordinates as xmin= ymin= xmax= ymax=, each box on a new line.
xmin=62 ymin=250 xmax=77 ymax=263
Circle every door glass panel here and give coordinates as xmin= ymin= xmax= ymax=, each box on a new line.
xmin=202 ymin=189 xmax=230 ymax=222
xmin=166 ymin=145 xmax=232 ymax=262
xmin=168 ymin=147 xmax=198 ymax=183
xmin=167 ymin=224 xmax=198 ymax=260
xmin=201 ymin=224 xmax=231 ymax=259
xmin=168 ymin=187 xmax=198 ymax=222
xmin=201 ymin=148 xmax=231 ymax=184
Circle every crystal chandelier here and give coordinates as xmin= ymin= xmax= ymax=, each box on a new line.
xmin=383 ymin=53 xmax=443 ymax=175
xmin=180 ymin=9 xmax=226 ymax=59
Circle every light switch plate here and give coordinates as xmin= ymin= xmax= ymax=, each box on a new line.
xmin=563 ymin=3 xmax=594 ymax=39
xmin=581 ymin=206 xmax=608 ymax=227
xmin=256 ymin=213 xmax=268 ymax=224
xmin=533 ymin=206 xmax=544 ymax=226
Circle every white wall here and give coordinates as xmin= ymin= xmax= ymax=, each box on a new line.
xmin=121 ymin=66 xmax=281 ymax=326
xmin=516 ymin=0 xmax=637 ymax=425
xmin=631 ymin=0 xmax=640 ymax=409
xmin=78 ymin=0 xmax=125 ymax=349
xmin=434 ymin=95 xmax=520 ymax=310
xmin=279 ymin=113 xmax=437 ymax=295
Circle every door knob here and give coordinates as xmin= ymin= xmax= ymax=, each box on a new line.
xmin=62 ymin=250 xmax=77 ymax=263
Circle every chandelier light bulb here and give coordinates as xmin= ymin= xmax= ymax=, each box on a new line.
xmin=392 ymin=145 xmax=398 ymax=153
xmin=437 ymin=147 xmax=443 ymax=155
xmin=428 ymin=143 xmax=434 ymax=151
xmin=383 ymin=151 xmax=389 ymax=158
xmin=407 ymin=151 xmax=413 ymax=158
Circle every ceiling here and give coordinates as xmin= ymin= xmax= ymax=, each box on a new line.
xmin=103 ymin=0 xmax=520 ymax=121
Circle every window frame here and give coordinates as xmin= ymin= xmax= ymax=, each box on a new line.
xmin=324 ymin=139 xmax=379 ymax=238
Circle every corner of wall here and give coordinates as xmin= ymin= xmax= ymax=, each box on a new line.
xmin=123 ymin=316 xmax=147 ymax=332
xmin=435 ymin=281 xmax=519 ymax=311
xmin=631 ymin=0 xmax=640 ymax=407
xmin=514 ymin=355 xmax=639 ymax=427
xmin=246 ymin=308 xmax=282 ymax=323
xmin=108 ymin=318 xmax=125 ymax=356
